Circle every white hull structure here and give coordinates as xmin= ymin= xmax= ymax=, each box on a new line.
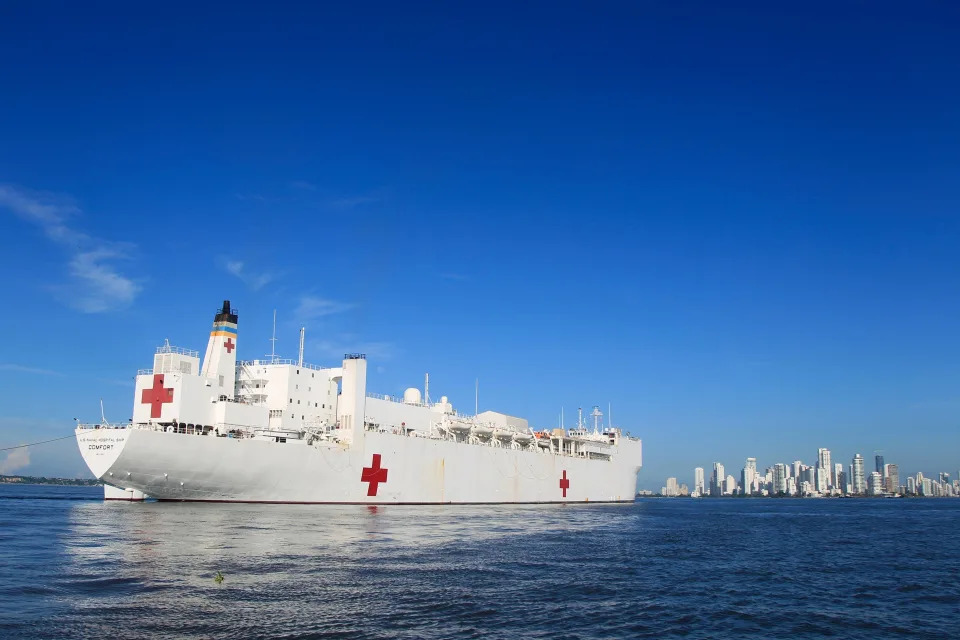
xmin=77 ymin=302 xmax=642 ymax=504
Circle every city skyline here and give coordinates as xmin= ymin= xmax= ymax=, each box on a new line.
xmin=657 ymin=447 xmax=958 ymax=498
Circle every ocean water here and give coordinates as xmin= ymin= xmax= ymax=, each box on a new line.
xmin=1 ymin=486 xmax=958 ymax=639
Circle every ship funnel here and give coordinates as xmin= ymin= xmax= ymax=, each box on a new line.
xmin=200 ymin=299 xmax=238 ymax=396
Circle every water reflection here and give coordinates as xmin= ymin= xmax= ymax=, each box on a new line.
xmin=6 ymin=493 xmax=960 ymax=639
xmin=52 ymin=501 xmax=639 ymax=639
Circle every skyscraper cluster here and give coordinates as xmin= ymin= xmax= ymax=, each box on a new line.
xmin=666 ymin=449 xmax=959 ymax=498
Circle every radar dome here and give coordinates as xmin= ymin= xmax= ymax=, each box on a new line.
xmin=403 ymin=388 xmax=422 ymax=404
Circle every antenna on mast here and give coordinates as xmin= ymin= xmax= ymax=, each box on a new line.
xmin=475 ymin=378 xmax=479 ymax=416
xmin=561 ymin=407 xmax=564 ymax=429
xmin=99 ymin=398 xmax=107 ymax=424
xmin=590 ymin=405 xmax=603 ymax=435
xmin=298 ymin=327 xmax=305 ymax=367
xmin=268 ymin=309 xmax=278 ymax=362
xmin=424 ymin=373 xmax=430 ymax=406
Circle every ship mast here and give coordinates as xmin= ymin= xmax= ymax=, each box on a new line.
xmin=268 ymin=309 xmax=278 ymax=363
xmin=590 ymin=405 xmax=603 ymax=435
xmin=298 ymin=327 xmax=305 ymax=367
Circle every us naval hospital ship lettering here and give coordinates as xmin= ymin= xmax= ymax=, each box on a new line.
xmin=76 ymin=301 xmax=642 ymax=503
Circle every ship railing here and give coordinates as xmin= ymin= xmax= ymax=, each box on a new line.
xmin=238 ymin=359 xmax=329 ymax=371
xmin=366 ymin=392 xmax=420 ymax=405
xmin=368 ymin=421 xmax=585 ymax=456
xmin=365 ymin=393 xmax=477 ymax=417
xmin=137 ymin=367 xmax=191 ymax=376
xmin=156 ymin=345 xmax=199 ymax=358
xmin=76 ymin=422 xmax=129 ymax=430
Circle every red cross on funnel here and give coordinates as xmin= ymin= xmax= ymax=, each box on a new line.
xmin=361 ymin=454 xmax=389 ymax=497
xmin=224 ymin=337 xmax=235 ymax=353
xmin=560 ymin=470 xmax=570 ymax=497
xmin=141 ymin=374 xmax=174 ymax=418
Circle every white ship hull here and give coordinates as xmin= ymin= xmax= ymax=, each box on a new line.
xmin=78 ymin=426 xmax=640 ymax=503
xmin=74 ymin=301 xmax=642 ymax=504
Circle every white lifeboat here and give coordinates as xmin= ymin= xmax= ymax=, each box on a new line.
xmin=448 ymin=421 xmax=472 ymax=435
xmin=471 ymin=425 xmax=493 ymax=438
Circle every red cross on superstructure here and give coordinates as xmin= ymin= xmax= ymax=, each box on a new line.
xmin=560 ymin=470 xmax=570 ymax=497
xmin=361 ymin=454 xmax=389 ymax=497
xmin=224 ymin=337 xmax=235 ymax=353
xmin=141 ymin=374 xmax=174 ymax=418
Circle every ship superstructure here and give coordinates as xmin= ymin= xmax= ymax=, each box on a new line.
xmin=77 ymin=301 xmax=642 ymax=503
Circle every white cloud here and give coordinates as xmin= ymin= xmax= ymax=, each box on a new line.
xmin=0 ymin=364 xmax=63 ymax=376
xmin=0 ymin=184 xmax=141 ymax=313
xmin=290 ymin=180 xmax=317 ymax=191
xmin=67 ymin=247 xmax=140 ymax=312
xmin=223 ymin=260 xmax=273 ymax=291
xmin=0 ymin=447 xmax=30 ymax=475
xmin=294 ymin=295 xmax=355 ymax=321
xmin=97 ymin=377 xmax=135 ymax=387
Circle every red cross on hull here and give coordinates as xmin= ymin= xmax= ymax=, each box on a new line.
xmin=361 ymin=454 xmax=389 ymax=497
xmin=560 ymin=470 xmax=570 ymax=497
xmin=141 ymin=374 xmax=174 ymax=418
xmin=224 ymin=337 xmax=235 ymax=353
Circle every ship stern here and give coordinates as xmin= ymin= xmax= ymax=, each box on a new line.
xmin=75 ymin=425 xmax=133 ymax=479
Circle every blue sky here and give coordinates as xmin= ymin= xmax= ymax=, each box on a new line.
xmin=1 ymin=2 xmax=959 ymax=488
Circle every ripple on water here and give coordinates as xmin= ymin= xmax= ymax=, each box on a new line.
xmin=0 ymin=489 xmax=959 ymax=639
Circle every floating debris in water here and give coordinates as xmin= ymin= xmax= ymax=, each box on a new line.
xmin=214 ymin=571 xmax=224 ymax=585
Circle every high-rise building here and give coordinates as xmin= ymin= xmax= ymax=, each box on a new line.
xmin=711 ymin=463 xmax=725 ymax=497
xmin=867 ymin=471 xmax=883 ymax=496
xmin=786 ymin=476 xmax=797 ymax=496
xmin=694 ymin=467 xmax=705 ymax=497
xmin=834 ymin=463 xmax=843 ymax=491
xmin=907 ymin=476 xmax=917 ymax=495
xmin=724 ymin=474 xmax=737 ymax=496
xmin=815 ymin=467 xmax=828 ymax=493
xmin=742 ymin=458 xmax=757 ymax=496
xmin=818 ymin=448 xmax=833 ymax=488
xmin=804 ymin=466 xmax=816 ymax=489
xmin=837 ymin=470 xmax=848 ymax=494
xmin=852 ymin=454 xmax=866 ymax=494
xmin=884 ymin=464 xmax=899 ymax=493
xmin=792 ymin=460 xmax=803 ymax=480
xmin=664 ymin=477 xmax=679 ymax=497
xmin=772 ymin=463 xmax=788 ymax=495
xmin=875 ymin=454 xmax=885 ymax=476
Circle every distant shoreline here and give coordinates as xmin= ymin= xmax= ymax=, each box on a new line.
xmin=0 ymin=475 xmax=101 ymax=487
